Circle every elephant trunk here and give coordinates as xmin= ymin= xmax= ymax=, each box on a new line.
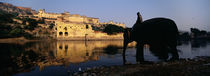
xmin=123 ymin=34 xmax=128 ymax=64
xmin=123 ymin=28 xmax=130 ymax=52
xmin=123 ymin=28 xmax=131 ymax=64
xmin=123 ymin=39 xmax=128 ymax=53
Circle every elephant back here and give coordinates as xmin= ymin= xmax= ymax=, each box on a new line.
xmin=131 ymin=18 xmax=178 ymax=44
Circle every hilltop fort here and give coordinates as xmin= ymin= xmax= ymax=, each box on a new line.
xmin=33 ymin=9 xmax=125 ymax=40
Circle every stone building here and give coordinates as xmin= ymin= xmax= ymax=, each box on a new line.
xmin=55 ymin=21 xmax=94 ymax=39
xmin=63 ymin=14 xmax=99 ymax=24
xmin=35 ymin=9 xmax=125 ymax=40
xmin=100 ymin=21 xmax=125 ymax=28
xmin=37 ymin=9 xmax=99 ymax=24
xmin=37 ymin=9 xmax=62 ymax=19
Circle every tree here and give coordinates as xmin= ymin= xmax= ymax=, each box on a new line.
xmin=200 ymin=30 xmax=207 ymax=36
xmin=91 ymin=25 xmax=104 ymax=31
xmin=190 ymin=28 xmax=200 ymax=38
xmin=0 ymin=13 xmax=14 ymax=23
xmin=49 ymin=23 xmax=54 ymax=29
xmin=23 ymin=18 xmax=38 ymax=30
xmin=103 ymin=24 xmax=124 ymax=35
xmin=0 ymin=25 xmax=11 ymax=38
xmin=9 ymin=28 xmax=24 ymax=37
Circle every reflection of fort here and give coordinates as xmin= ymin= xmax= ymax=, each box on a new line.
xmin=56 ymin=41 xmax=99 ymax=64
xmin=55 ymin=41 xmax=126 ymax=64
xmin=6 ymin=41 xmax=136 ymax=72
xmin=26 ymin=41 xmax=136 ymax=70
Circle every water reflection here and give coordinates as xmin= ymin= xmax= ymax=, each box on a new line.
xmin=55 ymin=41 xmax=124 ymax=64
xmin=0 ymin=41 xmax=135 ymax=76
xmin=0 ymin=43 xmax=41 ymax=76
xmin=0 ymin=40 xmax=210 ymax=76
xmin=191 ymin=39 xmax=208 ymax=48
xmin=103 ymin=45 xmax=121 ymax=55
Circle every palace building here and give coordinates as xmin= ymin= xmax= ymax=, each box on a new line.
xmin=36 ymin=9 xmax=125 ymax=40
xmin=55 ymin=21 xmax=94 ymax=39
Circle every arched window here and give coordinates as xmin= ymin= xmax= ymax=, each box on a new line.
xmin=65 ymin=32 xmax=68 ymax=36
xmin=86 ymin=25 xmax=89 ymax=29
xmin=64 ymin=27 xmax=67 ymax=31
xmin=59 ymin=45 xmax=62 ymax=50
xmin=59 ymin=32 xmax=63 ymax=36
xmin=65 ymin=45 xmax=68 ymax=50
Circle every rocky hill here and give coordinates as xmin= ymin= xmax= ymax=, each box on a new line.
xmin=0 ymin=2 xmax=37 ymax=15
xmin=0 ymin=2 xmax=51 ymax=39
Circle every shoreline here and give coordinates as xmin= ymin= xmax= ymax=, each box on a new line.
xmin=0 ymin=37 xmax=124 ymax=43
xmin=75 ymin=56 xmax=210 ymax=76
xmin=0 ymin=37 xmax=37 ymax=44
xmin=56 ymin=37 xmax=123 ymax=41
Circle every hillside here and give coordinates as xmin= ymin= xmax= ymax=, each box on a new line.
xmin=0 ymin=2 xmax=37 ymax=15
xmin=0 ymin=2 xmax=53 ymax=39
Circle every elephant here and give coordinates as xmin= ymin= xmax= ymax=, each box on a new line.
xmin=123 ymin=12 xmax=179 ymax=63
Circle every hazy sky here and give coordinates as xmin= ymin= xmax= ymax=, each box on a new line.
xmin=1 ymin=0 xmax=210 ymax=31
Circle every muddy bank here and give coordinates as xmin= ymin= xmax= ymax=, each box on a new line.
xmin=0 ymin=37 xmax=124 ymax=43
xmin=0 ymin=37 xmax=32 ymax=43
xmin=0 ymin=37 xmax=53 ymax=44
xmin=75 ymin=56 xmax=210 ymax=76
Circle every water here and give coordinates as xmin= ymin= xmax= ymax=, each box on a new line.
xmin=0 ymin=40 xmax=210 ymax=76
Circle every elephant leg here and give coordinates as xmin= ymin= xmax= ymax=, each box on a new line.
xmin=170 ymin=45 xmax=179 ymax=60
xmin=160 ymin=45 xmax=169 ymax=61
xmin=122 ymin=41 xmax=128 ymax=65
xmin=136 ymin=43 xmax=144 ymax=62
xmin=122 ymin=50 xmax=126 ymax=65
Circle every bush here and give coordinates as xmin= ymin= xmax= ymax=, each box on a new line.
xmin=22 ymin=18 xmax=38 ymax=30
xmin=23 ymin=33 xmax=33 ymax=39
xmin=49 ymin=23 xmax=54 ymax=29
xmin=0 ymin=13 xmax=14 ymax=23
xmin=9 ymin=28 xmax=24 ymax=37
xmin=103 ymin=24 xmax=124 ymax=35
xmin=0 ymin=25 xmax=12 ymax=38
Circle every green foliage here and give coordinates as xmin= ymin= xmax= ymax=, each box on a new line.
xmin=91 ymin=25 xmax=104 ymax=31
xmin=0 ymin=25 xmax=12 ymax=38
xmin=0 ymin=12 xmax=40 ymax=39
xmin=103 ymin=24 xmax=124 ymax=35
xmin=23 ymin=33 xmax=33 ymax=39
xmin=191 ymin=28 xmax=207 ymax=37
xmin=43 ymin=30 xmax=49 ymax=34
xmin=0 ymin=13 xmax=14 ymax=23
xmin=49 ymin=23 xmax=54 ymax=29
xmin=22 ymin=18 xmax=38 ymax=30
xmin=37 ymin=18 xmax=45 ymax=24
xmin=0 ymin=24 xmax=33 ymax=38
xmin=200 ymin=30 xmax=207 ymax=35
xmin=9 ymin=28 xmax=24 ymax=37
xmin=178 ymin=32 xmax=190 ymax=41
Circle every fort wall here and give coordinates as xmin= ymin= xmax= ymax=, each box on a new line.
xmin=35 ymin=9 xmax=125 ymax=40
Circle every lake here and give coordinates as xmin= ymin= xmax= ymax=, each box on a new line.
xmin=1 ymin=40 xmax=210 ymax=76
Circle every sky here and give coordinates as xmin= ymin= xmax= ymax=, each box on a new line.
xmin=1 ymin=0 xmax=210 ymax=31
